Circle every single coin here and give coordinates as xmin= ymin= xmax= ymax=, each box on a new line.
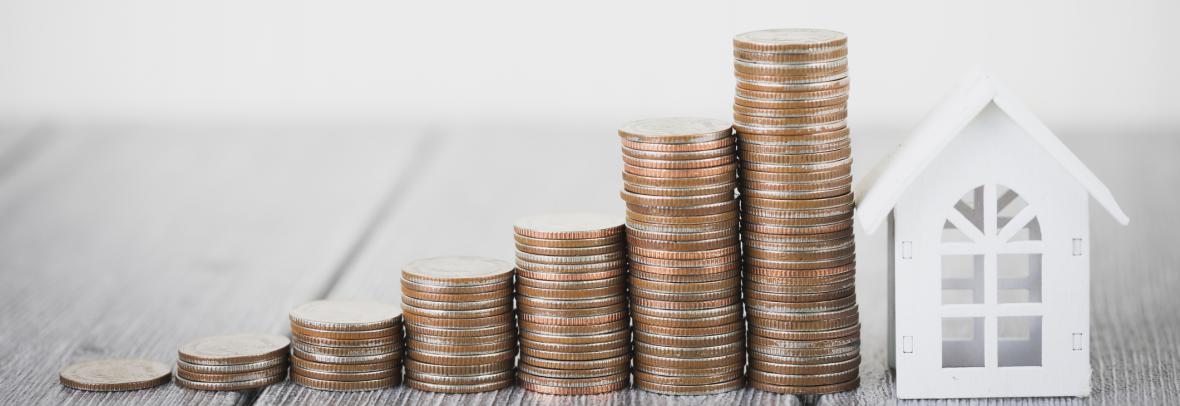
xmin=402 ymin=295 xmax=513 ymax=311
xmin=630 ymin=269 xmax=740 ymax=283
xmin=749 ymin=376 xmax=860 ymax=395
xmin=516 ymin=275 xmax=626 ymax=291
xmin=624 ymin=202 xmax=738 ymax=220
xmin=518 ymin=303 xmax=628 ymax=318
xmin=623 ymin=154 xmax=736 ymax=170
xmin=290 ymin=353 xmax=395 ymax=373
xmin=749 ymin=355 xmax=860 ymax=375
xmin=291 ymin=347 xmax=400 ymax=365
xmin=520 ymin=345 xmax=631 ymax=362
xmin=406 ymin=348 xmax=516 ymax=366
xmin=401 ymin=310 xmax=514 ymax=328
xmin=519 ymin=353 xmax=630 ymax=371
xmin=734 ymin=47 xmax=847 ymax=64
xmin=621 ymin=136 xmax=734 ymax=152
xmin=291 ymin=340 xmax=401 ymax=357
xmin=623 ymin=172 xmax=737 ymax=190
xmin=749 ymin=314 xmax=861 ymax=333
xmin=402 ymin=256 xmax=515 ymax=286
xmin=631 ymin=295 xmax=740 ymax=310
xmin=736 ymin=76 xmax=850 ymax=93
xmin=515 ymin=242 xmax=624 ymax=257
xmin=735 ymin=94 xmax=848 ymax=110
xmin=733 ymin=28 xmax=847 ymax=52
xmin=518 ymin=362 xmax=629 ymax=380
xmin=514 ymin=258 xmax=626 ymax=273
xmin=59 ymin=359 xmax=171 ymax=392
xmin=734 ymin=122 xmax=847 ymax=137
xmin=405 ymin=369 xmax=514 ymax=386
xmin=175 ymin=364 xmax=289 ymax=383
xmin=744 ymin=277 xmax=855 ymax=295
xmin=629 ymin=275 xmax=740 ymax=293
xmin=519 ymin=337 xmax=629 ymax=354
xmin=622 ymin=144 xmax=734 ymax=160
xmin=290 ymin=372 xmax=398 ymax=392
xmin=633 ymin=368 xmax=744 ymax=386
xmin=404 ymin=321 xmax=516 ymax=338
xmin=745 ymin=286 xmax=856 ymax=303
xmin=403 ymin=358 xmax=514 ymax=376
xmin=515 ymin=233 xmax=624 ymax=248
xmin=734 ymin=58 xmax=847 ymax=77
xmin=292 ymin=332 xmax=399 ymax=349
xmin=618 ymin=117 xmax=733 ymax=144
xmin=178 ymin=334 xmax=290 ymax=366
xmin=518 ymin=310 xmax=628 ymax=326
xmin=620 ymin=190 xmax=734 ymax=207
xmin=629 ymin=252 xmax=741 ymax=268
xmin=401 ymin=277 xmax=512 ymax=294
xmin=739 ymin=140 xmax=851 ymax=156
xmin=516 ymin=284 xmax=625 ymax=300
xmin=748 ymin=333 xmax=860 ymax=350
xmin=627 ymin=235 xmax=738 ymax=251
xmin=630 ymin=286 xmax=740 ymax=302
xmin=289 ymin=300 xmax=401 ymax=331
xmin=405 ymin=377 xmax=514 ymax=394
xmin=412 ymin=330 xmax=516 ymax=346
xmin=519 ymin=379 xmax=629 ymax=395
xmin=625 ymin=208 xmax=738 ymax=225
xmin=624 ymin=163 xmax=738 ymax=179
xmin=517 ymin=370 xmax=630 ymax=388
xmin=173 ymin=372 xmax=286 ymax=391
xmin=735 ymin=71 xmax=849 ymax=86
xmin=516 ymin=267 xmax=626 ymax=282
xmin=290 ymin=366 xmax=399 ymax=382
xmin=401 ymin=302 xmax=511 ymax=319
xmin=514 ymin=250 xmax=625 ymax=265
xmin=634 ymin=329 xmax=744 ymax=348
xmin=517 ymin=319 xmax=628 ymax=336
xmin=748 ymin=368 xmax=859 ymax=387
xmin=513 ymin=212 xmax=624 ymax=240
xmin=632 ymin=309 xmax=743 ymax=328
xmin=401 ymin=286 xmax=513 ymax=302
xmin=519 ymin=328 xmax=630 ymax=345
xmin=738 ymin=127 xmax=850 ymax=145
xmin=634 ymin=320 xmax=745 ymax=338
xmin=748 ymin=347 xmax=860 ymax=365
xmin=408 ymin=337 xmax=518 ymax=355
xmin=176 ymin=357 xmax=287 ymax=374
xmin=633 ymin=351 xmax=745 ymax=370
xmin=634 ymin=376 xmax=745 ymax=396
xmin=517 ymin=294 xmax=626 ymax=310
xmin=634 ymin=341 xmax=745 ymax=359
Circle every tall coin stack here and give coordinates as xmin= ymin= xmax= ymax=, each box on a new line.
xmin=732 ymin=28 xmax=861 ymax=394
xmin=618 ymin=117 xmax=747 ymax=395
xmin=401 ymin=256 xmax=517 ymax=393
xmin=174 ymin=334 xmax=290 ymax=391
xmin=512 ymin=213 xmax=631 ymax=395
xmin=288 ymin=300 xmax=404 ymax=391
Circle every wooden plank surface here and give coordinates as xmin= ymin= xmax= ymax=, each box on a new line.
xmin=0 ymin=125 xmax=423 ymax=405
xmin=819 ymin=132 xmax=1180 ymax=406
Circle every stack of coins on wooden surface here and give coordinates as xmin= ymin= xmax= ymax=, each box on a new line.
xmin=173 ymin=334 xmax=290 ymax=390
xmin=732 ymin=28 xmax=861 ymax=394
xmin=618 ymin=117 xmax=747 ymax=395
xmin=512 ymin=213 xmax=631 ymax=395
xmin=287 ymin=300 xmax=404 ymax=391
xmin=401 ymin=256 xmax=517 ymax=393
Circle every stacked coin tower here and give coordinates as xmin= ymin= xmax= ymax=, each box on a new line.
xmin=401 ymin=256 xmax=517 ymax=393
xmin=731 ymin=28 xmax=861 ymax=394
xmin=288 ymin=300 xmax=404 ymax=391
xmin=618 ymin=117 xmax=747 ymax=395
xmin=174 ymin=334 xmax=290 ymax=391
xmin=512 ymin=213 xmax=632 ymax=395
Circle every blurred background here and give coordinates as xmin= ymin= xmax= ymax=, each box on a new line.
xmin=1 ymin=0 xmax=1176 ymax=131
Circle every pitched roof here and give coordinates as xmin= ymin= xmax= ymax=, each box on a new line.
xmin=854 ymin=70 xmax=1130 ymax=235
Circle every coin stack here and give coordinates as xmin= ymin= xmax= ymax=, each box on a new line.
xmin=401 ymin=256 xmax=517 ymax=393
xmin=732 ymin=28 xmax=861 ymax=394
xmin=618 ymin=117 xmax=747 ymax=395
xmin=174 ymin=334 xmax=290 ymax=391
xmin=288 ymin=300 xmax=404 ymax=391
xmin=512 ymin=213 xmax=631 ymax=395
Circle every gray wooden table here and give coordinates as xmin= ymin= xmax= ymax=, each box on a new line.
xmin=0 ymin=122 xmax=1173 ymax=405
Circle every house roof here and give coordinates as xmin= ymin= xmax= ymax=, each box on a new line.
xmin=854 ymin=70 xmax=1131 ymax=235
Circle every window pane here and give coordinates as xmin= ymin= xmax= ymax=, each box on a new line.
xmin=998 ymin=254 xmax=1042 ymax=303
xmin=998 ymin=316 xmax=1042 ymax=367
xmin=942 ymin=317 xmax=984 ymax=368
xmin=942 ymin=255 xmax=984 ymax=304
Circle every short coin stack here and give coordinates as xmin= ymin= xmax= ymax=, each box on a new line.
xmin=174 ymin=334 xmax=290 ymax=391
xmin=401 ymin=256 xmax=517 ymax=393
xmin=288 ymin=300 xmax=404 ymax=391
xmin=512 ymin=213 xmax=631 ymax=395
xmin=732 ymin=28 xmax=861 ymax=394
xmin=618 ymin=117 xmax=747 ymax=395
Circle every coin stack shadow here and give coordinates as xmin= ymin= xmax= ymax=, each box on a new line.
xmin=618 ymin=117 xmax=747 ymax=395
xmin=731 ymin=28 xmax=861 ymax=394
xmin=288 ymin=300 xmax=404 ymax=391
xmin=512 ymin=213 xmax=632 ymax=395
xmin=174 ymin=334 xmax=290 ymax=391
xmin=400 ymin=256 xmax=518 ymax=393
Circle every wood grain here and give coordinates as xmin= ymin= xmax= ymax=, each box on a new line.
xmin=0 ymin=126 xmax=422 ymax=405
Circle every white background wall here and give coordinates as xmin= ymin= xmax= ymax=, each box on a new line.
xmin=0 ymin=0 xmax=1176 ymax=131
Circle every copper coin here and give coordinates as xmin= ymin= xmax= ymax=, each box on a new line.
xmin=621 ymin=135 xmax=734 ymax=152
xmin=743 ymin=234 xmax=853 ymax=250
xmin=518 ymin=379 xmax=629 ymax=395
xmin=292 ymin=347 xmax=399 ymax=365
xmin=176 ymin=357 xmax=287 ymax=374
xmin=629 ymin=253 xmax=741 ymax=268
xmin=629 ymin=245 xmax=739 ymax=260
xmin=634 ymin=376 xmax=745 ymax=396
xmin=626 ymin=218 xmax=740 ymax=235
xmin=401 ymin=277 xmax=512 ymax=294
xmin=743 ymin=227 xmax=853 ymax=243
xmin=518 ymin=310 xmax=628 ymax=326
xmin=289 ymin=300 xmax=401 ymax=332
xmin=623 ymin=172 xmax=736 ymax=189
xmin=515 ymin=250 xmax=625 ymax=265
xmin=735 ymin=70 xmax=849 ymax=86
xmin=744 ymin=245 xmax=856 ymax=262
xmin=626 ymin=209 xmax=738 ymax=225
xmin=739 ymin=139 xmax=850 ymax=156
xmin=632 ymin=309 xmax=743 ymax=328
xmin=734 ymin=47 xmax=847 ymax=63
xmin=620 ymin=189 xmax=734 ymax=207
xmin=516 ymin=283 xmax=625 ymax=300
xmin=407 ymin=338 xmax=516 ymax=355
xmin=519 ymin=329 xmax=630 ymax=345
xmin=743 ymin=179 xmax=852 ymax=196
xmin=627 ymin=235 xmax=738 ymax=251
xmin=517 ymin=319 xmax=628 ymax=336
xmin=178 ymin=334 xmax=290 ymax=366
xmin=749 ymin=334 xmax=860 ymax=350
xmin=518 ymin=303 xmax=628 ymax=318
xmin=514 ymin=258 xmax=626 ymax=273
xmin=733 ymin=28 xmax=847 ymax=52
xmin=633 ymin=351 xmax=745 ymax=369
xmin=745 ymin=286 xmax=856 ymax=303
xmin=630 ymin=286 xmax=740 ymax=302
xmin=735 ymin=85 xmax=849 ymax=102
xmin=744 ymin=256 xmax=855 ymax=273
xmin=519 ymin=337 xmax=629 ymax=354
xmin=735 ymin=94 xmax=848 ymax=110
xmin=630 ymin=268 xmax=741 ymax=282
xmin=516 ymin=276 xmax=626 ymax=291
xmin=515 ymin=233 xmax=623 ymax=248
xmin=291 ymin=353 xmax=394 ymax=373
xmin=291 ymin=341 xmax=401 ymax=357
xmin=291 ymin=366 xmax=398 ymax=382
xmin=631 ymin=303 xmax=742 ymax=320
xmin=520 ymin=345 xmax=631 ymax=362
xmin=175 ymin=364 xmax=288 ymax=383
xmin=750 ymin=324 xmax=860 ymax=341
xmin=634 ymin=341 xmax=744 ymax=359
xmin=402 ymin=256 xmax=515 ymax=286
xmin=405 ymin=378 xmax=514 ymax=394
xmin=173 ymin=373 xmax=286 ymax=391
xmin=404 ymin=321 xmax=516 ymax=338
xmin=518 ymin=362 xmax=629 ymax=379
xmin=740 ymin=167 xmax=852 ymax=186
xmin=625 ymin=181 xmax=739 ymax=198
xmin=746 ymin=295 xmax=857 ymax=313
xmin=750 ymin=355 xmax=860 ymax=375
xmin=748 ymin=368 xmax=858 ymax=387
xmin=744 ymin=277 xmax=855 ymax=294
xmin=401 ymin=286 xmax=514 ymax=302
xmin=406 ymin=348 xmax=516 ymax=366
xmin=749 ymin=314 xmax=860 ymax=332
xmin=734 ymin=58 xmax=847 ymax=76
xmin=750 ymin=343 xmax=859 ymax=358
xmin=518 ymin=370 xmax=630 ymax=388
xmin=514 ymin=212 xmax=624 ymax=240
xmin=622 ymin=144 xmax=734 ymax=160
xmin=739 ymin=126 xmax=849 ymax=144
xmin=631 ymin=296 xmax=740 ymax=310
xmin=405 ymin=369 xmax=514 ymax=386
xmin=401 ymin=310 xmax=513 ymax=328
xmin=633 ymin=369 xmax=744 ymax=387
xmin=291 ymin=372 xmax=398 ymax=392
xmin=411 ymin=330 xmax=515 ymax=346
xmin=734 ymin=122 xmax=847 ymax=137
xmin=623 ymin=163 xmax=738 ymax=179
xmin=624 ymin=221 xmax=737 ymax=238
xmin=634 ymin=320 xmax=744 ymax=338
xmin=738 ymin=155 xmax=851 ymax=174
xmin=515 ymin=242 xmax=624 ymax=256
xmin=629 ymin=275 xmax=740 ymax=293
xmin=744 ymin=269 xmax=856 ymax=286
xmin=749 ymin=376 xmax=860 ymax=395
xmin=516 ymin=267 xmax=626 ymax=282
xmin=740 ymin=147 xmax=850 ymax=165
xmin=403 ymin=358 xmax=514 ymax=376
xmin=736 ymin=75 xmax=850 ymax=92
xmin=402 ymin=295 xmax=513 ymax=312
xmin=59 ymin=359 xmax=171 ymax=392
xmin=519 ymin=353 xmax=630 ymax=371
xmin=401 ymin=302 xmax=512 ymax=319
xmin=635 ymin=363 xmax=743 ymax=378
xmin=623 ymin=154 xmax=736 ymax=170
xmin=743 ymin=220 xmax=853 ymax=236
xmin=618 ymin=117 xmax=733 ymax=144
xmin=745 ymin=304 xmax=858 ymax=322
xmin=742 ymin=186 xmax=851 ymax=201
xmin=634 ymin=329 xmax=744 ymax=347
xmin=516 ymin=294 xmax=626 ymax=310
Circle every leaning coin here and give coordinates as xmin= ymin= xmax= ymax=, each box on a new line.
xmin=59 ymin=359 xmax=171 ymax=392
xmin=178 ymin=334 xmax=290 ymax=366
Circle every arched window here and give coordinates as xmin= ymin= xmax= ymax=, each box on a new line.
xmin=938 ymin=184 xmax=1044 ymax=369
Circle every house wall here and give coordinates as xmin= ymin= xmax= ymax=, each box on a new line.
xmin=892 ymin=102 xmax=1091 ymax=398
